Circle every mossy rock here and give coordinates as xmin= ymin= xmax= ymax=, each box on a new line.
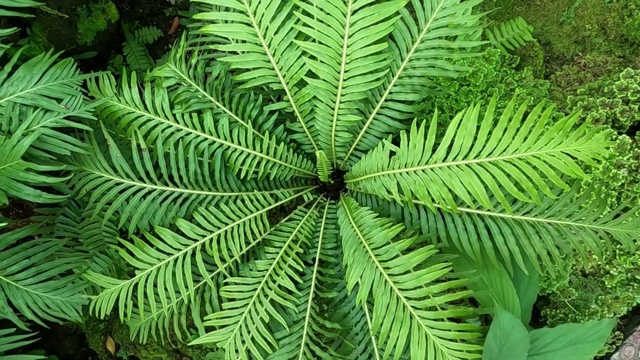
xmin=83 ymin=315 xmax=210 ymax=360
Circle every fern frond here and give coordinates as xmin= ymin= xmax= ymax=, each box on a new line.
xmin=342 ymin=0 xmax=485 ymax=166
xmin=353 ymin=188 xmax=640 ymax=275
xmin=53 ymin=201 xmax=120 ymax=276
xmin=315 ymin=150 xmax=333 ymax=183
xmin=338 ymin=196 xmax=482 ymax=359
xmin=269 ymin=200 xmax=343 ymax=359
xmin=485 ymin=17 xmax=534 ymax=53
xmin=189 ymin=197 xmax=322 ymax=359
xmin=295 ymin=0 xmax=405 ymax=165
xmin=193 ymin=0 xmax=318 ymax=153
xmin=0 ymin=328 xmax=44 ymax=360
xmin=134 ymin=26 xmax=163 ymax=44
xmin=0 ymin=223 xmax=86 ymax=328
xmin=2 ymin=94 xmax=95 ymax=157
xmin=70 ymin=125 xmax=313 ymax=233
xmin=86 ymin=189 xmax=316 ymax=323
xmin=0 ymin=129 xmax=68 ymax=205
xmin=88 ymin=72 xmax=316 ymax=180
xmin=0 ymin=51 xmax=92 ymax=113
xmin=127 ymin=200 xmax=317 ymax=343
xmin=346 ymin=97 xmax=610 ymax=212
xmin=151 ymin=37 xmax=288 ymax=141
xmin=123 ymin=39 xmax=154 ymax=72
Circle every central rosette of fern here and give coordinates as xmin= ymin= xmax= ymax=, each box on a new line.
xmin=315 ymin=150 xmax=345 ymax=199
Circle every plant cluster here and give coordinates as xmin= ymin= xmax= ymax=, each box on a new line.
xmin=534 ymin=67 xmax=640 ymax=357
xmin=567 ymin=68 xmax=640 ymax=134
xmin=76 ymin=0 xmax=119 ymax=45
xmin=2 ymin=0 xmax=640 ymax=359
xmin=416 ymin=48 xmax=550 ymax=126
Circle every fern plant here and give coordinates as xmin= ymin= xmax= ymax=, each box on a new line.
xmin=2 ymin=0 xmax=632 ymax=359
xmin=486 ymin=17 xmax=535 ymax=53
xmin=0 ymin=12 xmax=94 ymax=356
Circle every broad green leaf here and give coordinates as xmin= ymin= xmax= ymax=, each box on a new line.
xmin=527 ymin=319 xmax=616 ymax=360
xmin=483 ymin=306 xmax=529 ymax=360
xmin=511 ymin=258 xmax=539 ymax=325
xmin=451 ymin=251 xmax=521 ymax=319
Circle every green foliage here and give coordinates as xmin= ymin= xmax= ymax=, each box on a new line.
xmin=315 ymin=150 xmax=333 ymax=183
xmin=118 ymin=24 xmax=163 ymax=74
xmin=2 ymin=0 xmax=640 ymax=359
xmin=416 ymin=48 xmax=550 ymax=127
xmin=0 ymin=328 xmax=44 ymax=360
xmin=483 ymin=306 xmax=530 ymax=360
xmin=76 ymin=0 xmax=119 ymax=45
xmin=483 ymin=306 xmax=615 ymax=360
xmin=0 ymin=0 xmax=42 ymax=56
xmin=568 ymin=68 xmax=640 ymax=133
xmin=485 ymin=17 xmax=535 ymax=53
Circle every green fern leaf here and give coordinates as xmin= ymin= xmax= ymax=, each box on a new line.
xmin=126 ymin=200 xmax=317 ymax=343
xmin=0 ymin=328 xmax=44 ymax=360
xmin=134 ymin=26 xmax=163 ymax=45
xmin=70 ymin=124 xmax=313 ymax=233
xmin=193 ymin=0 xmax=318 ymax=153
xmin=486 ymin=17 xmax=535 ymax=53
xmin=0 ymin=223 xmax=86 ymax=328
xmin=0 ymin=0 xmax=42 ymax=50
xmin=85 ymin=189 xmax=315 ymax=323
xmin=151 ymin=37 xmax=289 ymax=141
xmin=342 ymin=0 xmax=485 ymax=166
xmin=295 ymin=0 xmax=406 ymax=165
xmin=0 ymin=129 xmax=68 ymax=205
xmin=353 ymin=188 xmax=640 ymax=275
xmin=87 ymin=72 xmax=316 ymax=180
xmin=189 ymin=197 xmax=322 ymax=358
xmin=346 ymin=96 xmax=610 ymax=211
xmin=338 ymin=196 xmax=482 ymax=359
xmin=123 ymin=39 xmax=155 ymax=72
xmin=315 ymin=150 xmax=333 ymax=183
xmin=269 ymin=200 xmax=343 ymax=359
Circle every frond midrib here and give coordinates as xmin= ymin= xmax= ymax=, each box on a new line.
xmin=0 ymin=274 xmax=75 ymax=302
xmin=239 ymin=0 xmax=318 ymax=152
xmin=0 ymin=160 xmax=22 ymax=172
xmin=79 ymin=167 xmax=313 ymax=197
xmin=346 ymin=146 xmax=588 ymax=183
xmin=341 ymin=0 xmax=447 ymax=166
xmin=220 ymin=197 xmax=322 ymax=349
xmin=100 ymin=97 xmax=316 ymax=177
xmin=0 ymin=72 xmax=89 ymax=106
xmin=432 ymin=201 xmax=634 ymax=233
xmin=298 ymin=200 xmax=330 ymax=360
xmin=330 ymin=0 xmax=354 ymax=166
xmin=165 ymin=63 xmax=264 ymax=140
xmin=341 ymin=196 xmax=457 ymax=359
xmin=363 ymin=303 xmax=381 ymax=360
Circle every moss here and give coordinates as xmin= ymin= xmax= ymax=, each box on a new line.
xmin=549 ymin=53 xmax=627 ymax=108
xmin=480 ymin=0 xmax=634 ymax=62
xmin=512 ymin=41 xmax=545 ymax=79
xmin=76 ymin=0 xmax=120 ymax=45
